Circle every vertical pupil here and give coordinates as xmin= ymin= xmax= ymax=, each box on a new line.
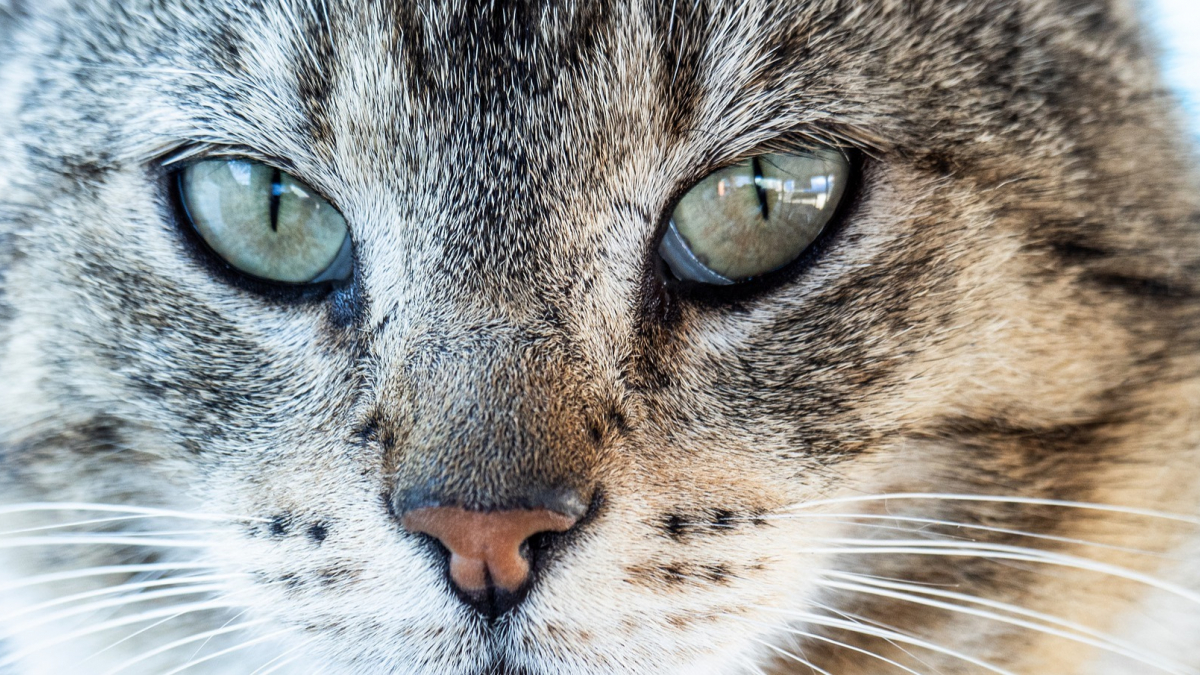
xmin=751 ymin=157 xmax=769 ymax=220
xmin=268 ymin=167 xmax=282 ymax=232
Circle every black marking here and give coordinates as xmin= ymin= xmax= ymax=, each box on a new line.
xmin=626 ymin=561 xmax=734 ymax=587
xmin=748 ymin=508 xmax=769 ymax=527
xmin=1049 ymin=239 xmax=1111 ymax=261
xmin=326 ymin=263 xmax=366 ymax=332
xmin=268 ymin=167 xmax=281 ymax=232
xmin=58 ymin=154 xmax=113 ymax=185
xmin=652 ymin=0 xmax=713 ymax=138
xmin=307 ymin=522 xmax=328 ymax=543
xmin=317 ymin=567 xmax=348 ymax=586
xmin=5 ymin=414 xmax=126 ymax=458
xmin=269 ymin=514 xmax=291 ymax=537
xmin=711 ymin=509 xmax=736 ymax=530
xmin=294 ymin=7 xmax=338 ymax=145
xmin=659 ymin=507 xmax=759 ymax=540
xmin=278 ymin=573 xmax=302 ymax=591
xmin=1084 ymin=272 xmax=1186 ymax=300
xmin=662 ymin=513 xmax=688 ymax=540
xmin=751 ymin=156 xmax=768 ymax=219
xmin=608 ymin=407 xmax=631 ymax=436
xmin=702 ymin=563 xmax=732 ymax=584
xmin=659 ymin=564 xmax=687 ymax=585
xmin=210 ymin=23 xmax=245 ymax=72
xmin=921 ymin=415 xmax=1111 ymax=450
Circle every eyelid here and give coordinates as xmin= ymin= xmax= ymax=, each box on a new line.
xmin=658 ymin=221 xmax=735 ymax=286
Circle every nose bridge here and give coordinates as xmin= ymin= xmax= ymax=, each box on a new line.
xmin=380 ymin=320 xmax=599 ymax=513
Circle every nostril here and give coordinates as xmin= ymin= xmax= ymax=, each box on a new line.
xmin=401 ymin=506 xmax=580 ymax=597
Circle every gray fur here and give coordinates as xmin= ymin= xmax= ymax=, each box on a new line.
xmin=0 ymin=0 xmax=1198 ymax=673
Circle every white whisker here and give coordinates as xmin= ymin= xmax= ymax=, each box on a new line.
xmin=0 ymin=515 xmax=161 ymax=536
xmin=760 ymin=512 xmax=1167 ymax=557
xmin=100 ymin=618 xmax=273 ymax=675
xmin=0 ymin=535 xmax=217 ymax=549
xmin=753 ymin=606 xmax=1018 ymax=675
xmin=82 ymin=603 xmax=226 ymax=663
xmin=160 ymin=628 xmax=294 ymax=675
xmin=255 ymin=652 xmax=309 ymax=675
xmin=743 ymin=662 xmax=771 ymax=675
xmin=803 ymin=599 xmax=941 ymax=672
xmin=0 ymin=502 xmax=265 ymax=522
xmin=249 ymin=640 xmax=314 ymax=675
xmin=745 ymin=635 xmax=835 ymax=675
xmin=806 ymin=538 xmax=1200 ymax=606
xmin=783 ymin=493 xmax=1200 ymax=525
xmin=814 ymin=576 xmax=1196 ymax=674
xmin=184 ymin=607 xmax=253 ymax=663
xmin=0 ymin=600 xmax=244 ymax=668
xmin=10 ymin=584 xmax=233 ymax=633
xmin=726 ymin=614 xmax=925 ymax=675
xmin=2 ymin=573 xmax=245 ymax=622
xmin=0 ymin=563 xmax=218 ymax=594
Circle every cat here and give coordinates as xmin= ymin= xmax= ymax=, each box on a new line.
xmin=0 ymin=0 xmax=1198 ymax=673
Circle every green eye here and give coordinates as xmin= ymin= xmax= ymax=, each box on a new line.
xmin=178 ymin=160 xmax=352 ymax=284
xmin=659 ymin=148 xmax=851 ymax=285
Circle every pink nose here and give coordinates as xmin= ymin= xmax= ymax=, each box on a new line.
xmin=401 ymin=506 xmax=580 ymax=592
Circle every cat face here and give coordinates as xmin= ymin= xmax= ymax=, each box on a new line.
xmin=1 ymin=1 xmax=1198 ymax=673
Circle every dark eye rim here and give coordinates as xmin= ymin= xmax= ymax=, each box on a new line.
xmin=651 ymin=148 xmax=866 ymax=309
xmin=162 ymin=158 xmax=356 ymax=303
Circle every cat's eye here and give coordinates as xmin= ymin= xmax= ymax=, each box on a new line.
xmin=178 ymin=160 xmax=352 ymax=284
xmin=658 ymin=148 xmax=850 ymax=285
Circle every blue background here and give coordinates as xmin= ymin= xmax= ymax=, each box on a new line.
xmin=1147 ymin=0 xmax=1200 ymax=140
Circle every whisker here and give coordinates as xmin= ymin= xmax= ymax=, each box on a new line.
xmin=782 ymin=493 xmax=1200 ymax=526
xmin=0 ymin=563 xmax=219 ymax=594
xmin=2 ymin=574 xmax=246 ymax=622
xmin=725 ymin=614 xmax=925 ymax=675
xmin=161 ymin=628 xmax=294 ymax=675
xmin=81 ymin=602 xmax=231 ymax=663
xmin=99 ymin=618 xmax=273 ymax=675
xmin=11 ymin=584 xmax=233 ymax=633
xmin=0 ymin=600 xmax=244 ymax=669
xmin=813 ymin=576 xmax=1195 ymax=674
xmin=0 ymin=535 xmax=217 ymax=549
xmin=248 ymin=640 xmax=314 ymax=675
xmin=184 ymin=607 xmax=253 ymax=663
xmin=803 ymin=599 xmax=941 ymax=672
xmin=758 ymin=512 xmax=1168 ymax=557
xmin=743 ymin=663 xmax=771 ymax=675
xmin=805 ymin=539 xmax=1200 ymax=606
xmin=0 ymin=515 xmax=162 ymax=537
xmin=0 ymin=502 xmax=267 ymax=523
xmin=745 ymin=635 xmax=836 ymax=675
xmin=752 ymin=606 xmax=1018 ymax=675
xmin=820 ymin=569 xmax=1156 ymax=640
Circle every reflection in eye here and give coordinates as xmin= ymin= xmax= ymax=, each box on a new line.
xmin=178 ymin=160 xmax=353 ymax=285
xmin=659 ymin=148 xmax=850 ymax=284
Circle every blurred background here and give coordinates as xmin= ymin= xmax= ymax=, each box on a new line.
xmin=1147 ymin=0 xmax=1200 ymax=140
